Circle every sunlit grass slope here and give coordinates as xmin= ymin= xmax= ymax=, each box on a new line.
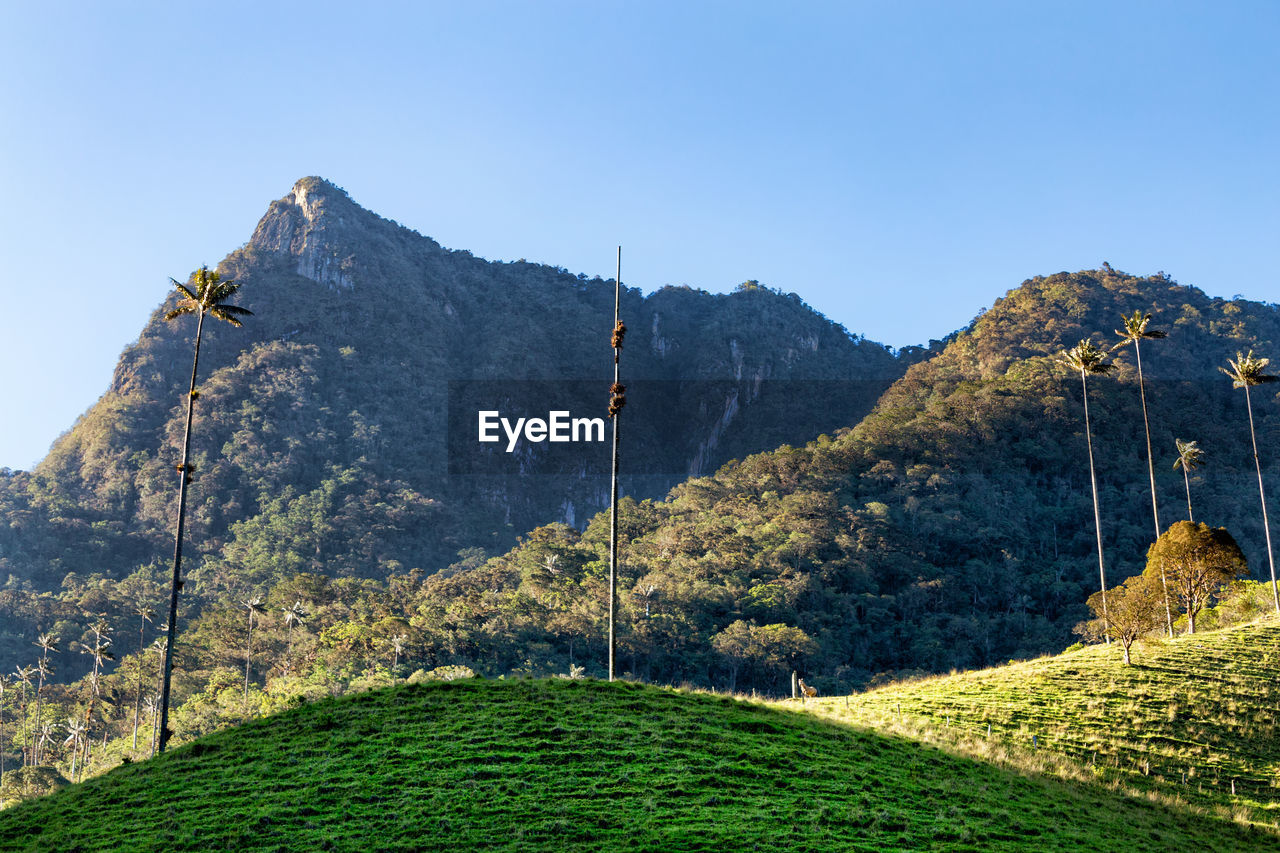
xmin=2 ymin=680 xmax=1276 ymax=852
xmin=804 ymin=617 xmax=1280 ymax=829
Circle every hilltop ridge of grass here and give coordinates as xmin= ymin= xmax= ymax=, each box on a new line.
xmin=803 ymin=616 xmax=1280 ymax=829
xmin=2 ymin=678 xmax=1276 ymax=852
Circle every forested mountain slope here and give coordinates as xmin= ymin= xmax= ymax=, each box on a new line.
xmin=417 ymin=268 xmax=1280 ymax=688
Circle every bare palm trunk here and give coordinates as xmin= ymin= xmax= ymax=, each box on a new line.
xmin=150 ymin=702 xmax=159 ymax=758
xmin=160 ymin=309 xmax=205 ymax=753
xmin=133 ymin=618 xmax=145 ymax=749
xmin=1182 ymin=466 xmax=1194 ymax=522
xmin=32 ymin=681 xmax=42 ymax=765
xmin=1244 ymin=385 xmax=1279 ymax=614
xmin=244 ymin=609 xmax=254 ymax=701
xmin=608 ymin=248 xmax=621 ymax=681
xmin=1133 ymin=343 xmax=1173 ymax=636
xmin=1080 ymin=369 xmax=1109 ymax=643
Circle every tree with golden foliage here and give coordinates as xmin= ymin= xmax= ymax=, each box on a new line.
xmin=1144 ymin=521 xmax=1248 ymax=635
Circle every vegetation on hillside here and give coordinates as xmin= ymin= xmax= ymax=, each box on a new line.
xmin=4 ymin=679 xmax=1278 ymax=852
xmin=806 ymin=616 xmax=1280 ymax=830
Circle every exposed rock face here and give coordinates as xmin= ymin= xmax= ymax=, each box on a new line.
xmin=8 ymin=176 xmax=907 ymax=586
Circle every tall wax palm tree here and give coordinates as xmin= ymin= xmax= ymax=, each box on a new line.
xmin=1114 ymin=311 xmax=1172 ymax=636
xmin=389 ymin=633 xmax=408 ymax=675
xmin=158 ymin=265 xmax=251 ymax=754
xmin=32 ymin=633 xmax=57 ymax=763
xmin=36 ymin=723 xmax=54 ymax=769
xmin=1060 ymin=339 xmax=1116 ymax=640
xmin=243 ymin=596 xmax=266 ymax=700
xmin=79 ymin=621 xmax=113 ymax=772
xmin=1222 ymin=350 xmax=1279 ymax=613
xmin=32 ymin=657 xmax=52 ymax=765
xmin=282 ymin=600 xmax=307 ymax=675
xmin=63 ymin=717 xmax=86 ymax=782
xmin=13 ymin=665 xmax=34 ymax=766
xmin=0 ymin=674 xmax=8 ymax=777
xmin=1173 ymin=438 xmax=1204 ymax=523
xmin=144 ymin=694 xmax=161 ymax=758
xmin=132 ymin=606 xmax=153 ymax=749
xmin=1113 ymin=311 xmax=1168 ymax=537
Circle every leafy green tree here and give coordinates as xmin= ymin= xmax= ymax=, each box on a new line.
xmin=1173 ymin=439 xmax=1204 ymax=523
xmin=1114 ymin=311 xmax=1172 ymax=636
xmin=711 ymin=620 xmax=816 ymax=692
xmin=158 ymin=265 xmax=251 ymax=753
xmin=1221 ymin=351 xmax=1279 ymax=614
xmin=1082 ymin=574 xmax=1162 ymax=665
xmin=1060 ymin=339 xmax=1116 ymax=638
xmin=1145 ymin=521 xmax=1248 ymax=634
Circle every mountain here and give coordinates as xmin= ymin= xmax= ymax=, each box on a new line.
xmin=0 ymin=177 xmax=906 ymax=674
xmin=400 ymin=268 xmax=1280 ymax=688
xmin=3 ymin=678 xmax=1275 ymax=852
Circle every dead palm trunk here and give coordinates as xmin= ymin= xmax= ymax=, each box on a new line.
xmin=607 ymin=247 xmax=624 ymax=681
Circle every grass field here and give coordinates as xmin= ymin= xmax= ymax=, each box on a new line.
xmin=2 ymin=677 xmax=1276 ymax=852
xmin=800 ymin=617 xmax=1280 ymax=830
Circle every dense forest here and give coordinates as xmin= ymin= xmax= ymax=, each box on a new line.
xmin=2 ymin=180 xmax=1279 ymax=784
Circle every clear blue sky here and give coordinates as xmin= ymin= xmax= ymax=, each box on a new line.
xmin=2 ymin=1 xmax=1277 ymax=470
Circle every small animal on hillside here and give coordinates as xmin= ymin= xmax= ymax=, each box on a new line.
xmin=798 ymin=678 xmax=817 ymax=698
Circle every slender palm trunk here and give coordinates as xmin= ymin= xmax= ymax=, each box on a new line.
xmin=244 ymin=609 xmax=254 ymax=701
xmin=150 ymin=701 xmax=159 ymax=758
xmin=32 ymin=679 xmax=43 ymax=765
xmin=18 ymin=689 xmax=28 ymax=767
xmin=1244 ymin=385 xmax=1279 ymax=614
xmin=608 ymin=248 xmax=621 ymax=682
xmin=1182 ymin=466 xmax=1194 ymax=522
xmin=1134 ymin=343 xmax=1173 ymax=637
xmin=133 ymin=618 xmax=145 ymax=749
xmin=160 ymin=309 xmax=205 ymax=753
xmin=1080 ymin=369 xmax=1110 ymax=642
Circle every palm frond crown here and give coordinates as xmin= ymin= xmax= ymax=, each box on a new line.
xmin=1221 ymin=350 xmax=1278 ymax=388
xmin=1174 ymin=438 xmax=1204 ymax=471
xmin=1113 ymin=310 xmax=1167 ymax=350
xmin=1059 ymin=339 xmax=1115 ymax=375
xmin=163 ymin=266 xmax=252 ymax=326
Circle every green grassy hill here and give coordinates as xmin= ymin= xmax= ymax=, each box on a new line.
xmin=2 ymin=679 xmax=1276 ymax=852
xmin=802 ymin=617 xmax=1280 ymax=829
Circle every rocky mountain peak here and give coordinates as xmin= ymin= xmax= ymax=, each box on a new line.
xmin=249 ymin=177 xmax=369 ymax=289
